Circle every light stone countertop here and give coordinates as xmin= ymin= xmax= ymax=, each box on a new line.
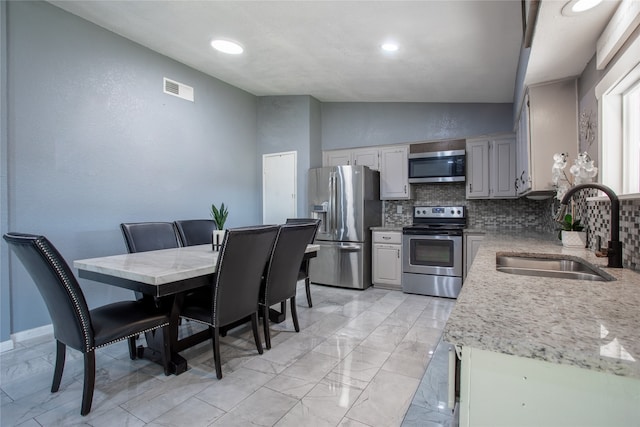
xmin=443 ymin=230 xmax=640 ymax=379
xmin=74 ymin=244 xmax=320 ymax=286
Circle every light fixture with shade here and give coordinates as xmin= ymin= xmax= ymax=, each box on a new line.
xmin=211 ymin=39 xmax=244 ymax=54
xmin=562 ymin=0 xmax=603 ymax=16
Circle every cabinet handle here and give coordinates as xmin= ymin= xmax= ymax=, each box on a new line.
xmin=469 ymin=183 xmax=472 ymax=192
xmin=382 ymin=236 xmax=391 ymax=240
xmin=404 ymin=185 xmax=407 ymax=194
xmin=520 ymin=171 xmax=525 ymax=184
xmin=397 ymin=249 xmax=400 ymax=259
xmin=514 ymin=177 xmax=519 ymax=191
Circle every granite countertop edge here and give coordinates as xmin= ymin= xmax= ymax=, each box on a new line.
xmin=443 ymin=230 xmax=640 ymax=380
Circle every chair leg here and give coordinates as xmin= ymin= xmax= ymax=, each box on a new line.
xmin=52 ymin=340 xmax=66 ymax=393
xmin=211 ymin=327 xmax=223 ymax=380
xmin=128 ymin=336 xmax=137 ymax=360
xmin=305 ymin=277 xmax=313 ymax=307
xmin=290 ymin=296 xmax=300 ymax=333
xmin=251 ymin=312 xmax=264 ymax=355
xmin=262 ymin=304 xmax=271 ymax=350
xmin=81 ymin=351 xmax=96 ymax=416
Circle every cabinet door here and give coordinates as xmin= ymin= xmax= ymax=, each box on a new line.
xmin=464 ymin=234 xmax=485 ymax=280
xmin=352 ymin=148 xmax=380 ymax=170
xmin=528 ymin=80 xmax=578 ymax=193
xmin=324 ymin=150 xmax=351 ymax=167
xmin=373 ymin=243 xmax=402 ymax=287
xmin=466 ymin=140 xmax=490 ymax=198
xmin=491 ymin=138 xmax=517 ymax=198
xmin=380 ymin=146 xmax=410 ymax=200
xmin=516 ymin=95 xmax=532 ymax=195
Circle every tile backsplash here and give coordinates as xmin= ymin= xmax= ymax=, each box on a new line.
xmin=384 ymin=183 xmax=640 ymax=272
xmin=384 ymin=183 xmax=555 ymax=231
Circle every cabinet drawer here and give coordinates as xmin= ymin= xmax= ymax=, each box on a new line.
xmin=373 ymin=231 xmax=402 ymax=244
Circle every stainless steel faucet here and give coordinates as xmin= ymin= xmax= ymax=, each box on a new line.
xmin=555 ymin=183 xmax=622 ymax=268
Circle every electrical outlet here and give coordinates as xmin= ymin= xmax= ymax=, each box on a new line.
xmin=396 ymin=205 xmax=403 ymax=214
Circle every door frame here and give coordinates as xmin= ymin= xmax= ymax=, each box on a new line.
xmin=262 ymin=151 xmax=297 ymax=224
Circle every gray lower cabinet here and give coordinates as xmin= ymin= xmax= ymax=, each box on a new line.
xmin=372 ymin=231 xmax=402 ymax=290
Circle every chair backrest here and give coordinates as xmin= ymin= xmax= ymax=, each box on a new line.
xmin=285 ymin=218 xmax=320 ymax=244
xmin=120 ymin=222 xmax=180 ymax=253
xmin=211 ymin=225 xmax=279 ymax=327
xmin=174 ymin=219 xmax=217 ymax=246
xmin=263 ymin=223 xmax=318 ymax=304
xmin=3 ymin=233 xmax=93 ymax=352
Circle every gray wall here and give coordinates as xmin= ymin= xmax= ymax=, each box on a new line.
xmin=2 ymin=1 xmax=260 ymax=338
xmin=1 ymin=0 xmax=10 ymax=344
xmin=321 ymin=102 xmax=514 ymax=149
xmin=257 ymin=96 xmax=323 ymax=217
xmin=0 ymin=2 xmax=524 ymax=342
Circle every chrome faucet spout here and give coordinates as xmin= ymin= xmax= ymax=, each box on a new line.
xmin=560 ymin=183 xmax=622 ymax=268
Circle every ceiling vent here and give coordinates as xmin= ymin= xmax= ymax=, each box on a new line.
xmin=163 ymin=77 xmax=194 ymax=102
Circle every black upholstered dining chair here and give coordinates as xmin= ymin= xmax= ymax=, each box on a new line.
xmin=179 ymin=225 xmax=279 ymax=379
xmin=260 ymin=223 xmax=318 ymax=349
xmin=285 ymin=218 xmax=321 ymax=307
xmin=120 ymin=221 xmax=181 ymax=253
xmin=174 ymin=219 xmax=217 ymax=246
xmin=2 ymin=233 xmax=170 ymax=416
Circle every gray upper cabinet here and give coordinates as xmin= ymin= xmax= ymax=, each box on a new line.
xmin=466 ymin=135 xmax=516 ymax=199
xmin=516 ymin=79 xmax=579 ymax=196
xmin=380 ymin=146 xmax=410 ymax=200
xmin=323 ymin=148 xmax=380 ymax=170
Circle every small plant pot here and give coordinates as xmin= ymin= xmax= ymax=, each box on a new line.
xmin=212 ymin=230 xmax=226 ymax=251
xmin=561 ymin=231 xmax=587 ymax=248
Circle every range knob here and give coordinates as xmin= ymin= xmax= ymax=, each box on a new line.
xmin=450 ymin=210 xmax=454 ymax=215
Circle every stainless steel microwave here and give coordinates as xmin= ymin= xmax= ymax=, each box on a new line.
xmin=408 ymin=150 xmax=466 ymax=183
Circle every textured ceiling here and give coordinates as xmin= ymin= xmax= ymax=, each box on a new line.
xmin=48 ymin=0 xmax=619 ymax=103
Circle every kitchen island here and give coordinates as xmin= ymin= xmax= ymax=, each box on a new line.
xmin=444 ymin=230 xmax=639 ymax=426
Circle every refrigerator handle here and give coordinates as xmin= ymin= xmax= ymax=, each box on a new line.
xmin=330 ymin=172 xmax=337 ymax=234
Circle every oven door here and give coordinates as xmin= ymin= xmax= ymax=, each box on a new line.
xmin=402 ymin=233 xmax=463 ymax=277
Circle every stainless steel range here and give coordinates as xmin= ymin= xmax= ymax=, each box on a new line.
xmin=402 ymin=206 xmax=466 ymax=298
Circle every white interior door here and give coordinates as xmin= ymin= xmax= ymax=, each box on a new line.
xmin=263 ymin=151 xmax=296 ymax=224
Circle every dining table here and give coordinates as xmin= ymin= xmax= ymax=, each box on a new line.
xmin=74 ymin=243 xmax=319 ymax=375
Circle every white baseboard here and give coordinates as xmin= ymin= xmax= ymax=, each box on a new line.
xmin=0 ymin=339 xmax=14 ymax=352
xmin=6 ymin=324 xmax=54 ymax=351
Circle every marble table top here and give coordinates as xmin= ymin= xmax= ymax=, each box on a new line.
xmin=443 ymin=230 xmax=640 ymax=380
xmin=74 ymin=244 xmax=319 ymax=286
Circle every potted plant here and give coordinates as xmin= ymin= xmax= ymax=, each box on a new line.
xmin=210 ymin=203 xmax=229 ymax=250
xmin=558 ymin=213 xmax=587 ymax=248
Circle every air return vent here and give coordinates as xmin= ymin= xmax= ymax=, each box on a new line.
xmin=163 ymin=77 xmax=194 ymax=102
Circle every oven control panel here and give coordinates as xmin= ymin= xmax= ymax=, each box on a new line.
xmin=413 ymin=206 xmax=465 ymax=219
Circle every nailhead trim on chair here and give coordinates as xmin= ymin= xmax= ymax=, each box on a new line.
xmin=36 ymin=238 xmax=93 ymax=352
xmin=94 ymin=323 xmax=170 ymax=350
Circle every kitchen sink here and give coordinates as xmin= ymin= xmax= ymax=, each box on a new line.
xmin=496 ymin=254 xmax=615 ymax=282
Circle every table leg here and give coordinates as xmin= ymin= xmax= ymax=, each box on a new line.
xmin=136 ymin=294 xmax=189 ymax=375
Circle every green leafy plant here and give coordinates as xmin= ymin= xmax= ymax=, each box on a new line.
xmin=557 ymin=214 xmax=584 ymax=240
xmin=210 ymin=203 xmax=229 ymax=230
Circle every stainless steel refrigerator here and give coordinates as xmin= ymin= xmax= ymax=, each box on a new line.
xmin=308 ymin=165 xmax=382 ymax=289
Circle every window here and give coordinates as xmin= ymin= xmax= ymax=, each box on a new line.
xmin=622 ymin=81 xmax=640 ymax=194
xmin=600 ymin=64 xmax=640 ymax=196
xmin=597 ymin=36 xmax=640 ymax=196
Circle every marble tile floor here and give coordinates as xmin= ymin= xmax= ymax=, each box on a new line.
xmin=1 ymin=283 xmax=455 ymax=426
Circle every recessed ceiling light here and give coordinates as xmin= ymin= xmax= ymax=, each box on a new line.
xmin=561 ymin=0 xmax=603 ymax=16
xmin=211 ymin=39 xmax=244 ymax=54
xmin=381 ymin=43 xmax=399 ymax=52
